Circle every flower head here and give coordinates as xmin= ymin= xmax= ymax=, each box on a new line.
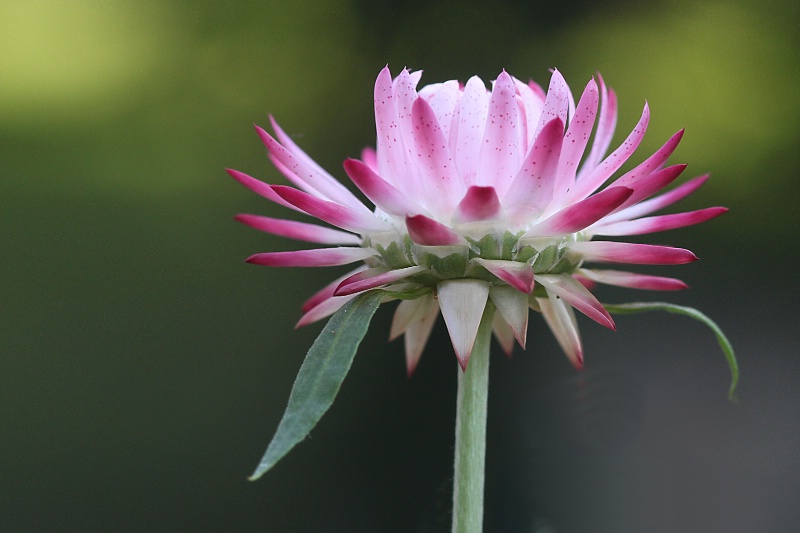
xmin=229 ymin=66 xmax=726 ymax=374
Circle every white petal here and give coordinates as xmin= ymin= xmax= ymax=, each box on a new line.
xmin=492 ymin=314 xmax=516 ymax=356
xmin=401 ymin=295 xmax=440 ymax=376
xmin=489 ymin=286 xmax=529 ymax=348
xmin=537 ymin=294 xmax=583 ymax=367
xmin=437 ymin=279 xmax=490 ymax=369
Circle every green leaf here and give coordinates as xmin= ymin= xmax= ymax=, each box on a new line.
xmin=249 ymin=290 xmax=385 ymax=480
xmin=604 ymin=301 xmax=739 ymax=402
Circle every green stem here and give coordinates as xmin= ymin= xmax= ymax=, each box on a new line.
xmin=452 ymin=303 xmax=494 ymax=533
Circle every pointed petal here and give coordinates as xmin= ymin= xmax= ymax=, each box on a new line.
xmin=489 ymin=285 xmax=529 ymax=348
xmin=334 ymin=265 xmax=426 ymax=296
xmin=437 ymin=279 xmax=490 ymax=369
xmin=271 ymin=185 xmax=390 ymax=234
xmin=405 ymin=214 xmax=465 ymax=245
xmin=578 ymin=74 xmax=617 ymax=179
xmin=255 ymin=125 xmax=368 ymax=212
xmin=477 ymin=71 xmax=522 ymax=193
xmin=390 ymin=294 xmax=439 ymax=376
xmin=537 ymin=274 xmax=615 ymax=330
xmin=525 ymin=186 xmax=632 ymax=236
xmin=503 ymin=117 xmax=564 ymax=221
xmin=392 ymin=69 xmax=422 ymax=190
xmin=301 ymin=266 xmax=368 ymax=313
xmin=343 ymin=158 xmax=425 ymax=217
xmin=578 ymin=269 xmax=688 ymax=291
xmin=472 ymin=258 xmax=534 ymax=293
xmin=453 ymin=186 xmax=501 ymax=223
xmin=513 ymin=77 xmax=545 ymax=149
xmin=245 ymin=247 xmax=374 ymax=267
xmin=410 ymin=97 xmax=462 ymax=215
xmin=604 ymin=174 xmax=710 ymax=223
xmin=594 ymin=207 xmax=728 ymax=236
xmin=374 ymin=66 xmax=410 ymax=188
xmin=492 ymin=313 xmax=516 ymax=356
xmin=234 ymin=214 xmax=361 ymax=245
xmin=454 ymin=75 xmax=490 ymax=186
xmin=554 ymin=78 xmax=599 ymax=198
xmin=538 ymin=295 xmax=583 ymax=368
xmin=227 ymin=169 xmax=301 ymax=212
xmin=295 ymin=293 xmax=357 ymax=328
xmin=533 ymin=69 xmax=571 ymax=139
xmin=610 ymin=164 xmax=686 ymax=213
xmin=568 ymin=241 xmax=698 ymax=265
xmin=611 ymin=130 xmax=684 ymax=190
xmin=418 ymin=79 xmax=460 ymax=139
xmin=568 ymin=103 xmax=650 ymax=202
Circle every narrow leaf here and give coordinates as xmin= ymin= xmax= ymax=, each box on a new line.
xmin=250 ymin=290 xmax=384 ymax=480
xmin=604 ymin=301 xmax=739 ymax=401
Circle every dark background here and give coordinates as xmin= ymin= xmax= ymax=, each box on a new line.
xmin=2 ymin=0 xmax=798 ymax=531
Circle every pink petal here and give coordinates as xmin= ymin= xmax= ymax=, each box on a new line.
xmin=513 ymin=77 xmax=545 ymax=149
xmin=578 ymin=269 xmax=688 ymax=291
xmin=453 ymin=186 xmax=501 ymax=223
xmin=361 ymin=147 xmax=378 ymax=172
xmin=301 ymin=266 xmax=368 ymax=313
xmin=391 ymin=69 xmax=421 ymax=190
xmin=594 ymin=207 xmax=728 ymax=236
xmin=454 ymin=75 xmax=490 ymax=186
xmin=537 ymin=294 xmax=583 ymax=368
xmin=610 ymin=164 xmax=687 ymax=213
xmin=374 ymin=66 xmax=410 ymax=188
xmin=477 ymin=71 xmax=522 ymax=193
xmin=334 ymin=265 xmax=426 ymax=296
xmin=405 ymin=214 xmax=465 ymax=245
xmin=537 ymin=274 xmax=615 ymax=330
xmin=553 ymin=78 xmax=599 ymax=199
xmin=611 ymin=129 xmax=684 ymax=190
xmin=472 ymin=258 xmax=534 ymax=293
xmin=503 ymin=117 xmax=564 ymax=222
xmin=255 ymin=125 xmax=369 ymax=213
xmin=577 ymin=74 xmax=617 ymax=179
xmin=567 ymin=103 xmax=650 ymax=202
xmin=245 ymin=247 xmax=375 ymax=267
xmin=343 ymin=158 xmax=425 ymax=217
xmin=271 ymin=185 xmax=390 ymax=234
xmin=525 ymin=186 xmax=632 ymax=236
xmin=410 ymin=97 xmax=462 ymax=216
xmin=606 ymin=174 xmax=710 ymax=222
xmin=234 ymin=214 xmax=361 ymax=245
xmin=226 ymin=168 xmax=301 ymax=212
xmin=295 ymin=293 xmax=357 ymax=328
xmin=533 ymin=69 xmax=571 ymax=139
xmin=489 ymin=285 xmax=529 ymax=348
xmin=438 ymin=279 xmax=490 ymax=370
xmin=418 ymin=79 xmax=460 ymax=140
xmin=568 ymin=241 xmax=698 ymax=265
xmin=269 ymin=116 xmax=335 ymax=181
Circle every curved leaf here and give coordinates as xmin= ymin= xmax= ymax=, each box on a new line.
xmin=604 ymin=301 xmax=739 ymax=402
xmin=250 ymin=290 xmax=385 ymax=480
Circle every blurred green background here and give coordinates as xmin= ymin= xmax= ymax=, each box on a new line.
xmin=2 ymin=0 xmax=799 ymax=531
